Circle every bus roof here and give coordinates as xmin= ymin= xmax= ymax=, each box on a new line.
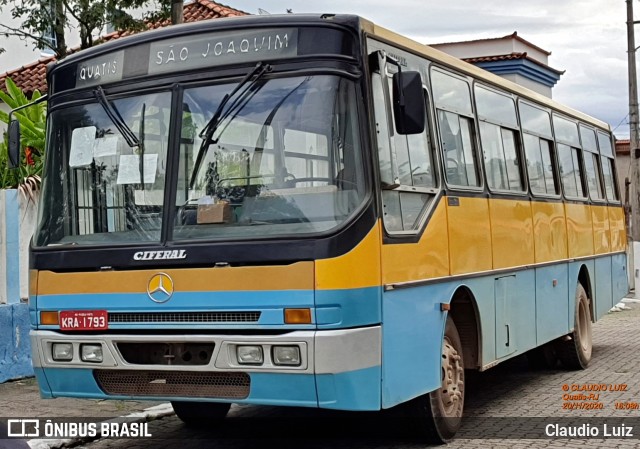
xmin=50 ymin=13 xmax=610 ymax=132
xmin=360 ymin=18 xmax=611 ymax=131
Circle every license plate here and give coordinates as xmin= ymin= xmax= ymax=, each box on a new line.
xmin=59 ymin=310 xmax=108 ymax=331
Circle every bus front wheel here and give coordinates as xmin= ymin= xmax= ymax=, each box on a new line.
xmin=406 ymin=316 xmax=465 ymax=443
xmin=556 ymin=282 xmax=593 ymax=370
xmin=171 ymin=401 xmax=231 ymax=428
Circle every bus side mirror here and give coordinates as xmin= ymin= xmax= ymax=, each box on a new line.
xmin=8 ymin=119 xmax=21 ymax=169
xmin=392 ymin=71 xmax=426 ymax=135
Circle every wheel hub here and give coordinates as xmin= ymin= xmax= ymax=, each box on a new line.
xmin=441 ymin=336 xmax=464 ymax=415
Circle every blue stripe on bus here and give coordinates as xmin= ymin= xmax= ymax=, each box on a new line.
xmin=380 ymin=256 xmax=626 ymax=408
xmin=315 ymin=287 xmax=381 ymax=329
xmin=34 ymin=366 xmax=381 ymax=410
xmin=35 ymin=287 xmax=381 ymax=329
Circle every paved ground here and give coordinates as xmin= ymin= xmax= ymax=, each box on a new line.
xmin=0 ymin=378 xmax=155 ymax=419
xmin=2 ymin=297 xmax=640 ymax=448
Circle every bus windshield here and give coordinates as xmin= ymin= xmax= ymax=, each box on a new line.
xmin=35 ymin=74 xmax=367 ymax=247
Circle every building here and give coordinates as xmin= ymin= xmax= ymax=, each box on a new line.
xmin=616 ymin=139 xmax=630 ymax=203
xmin=431 ymin=32 xmax=564 ymax=98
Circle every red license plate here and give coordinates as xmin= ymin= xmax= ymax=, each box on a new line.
xmin=59 ymin=310 xmax=108 ymax=331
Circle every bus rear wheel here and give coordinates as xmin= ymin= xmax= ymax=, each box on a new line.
xmin=406 ymin=316 xmax=465 ymax=443
xmin=171 ymin=401 xmax=231 ymax=428
xmin=556 ymin=282 xmax=592 ymax=370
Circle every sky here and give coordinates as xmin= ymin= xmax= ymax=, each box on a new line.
xmin=226 ymin=0 xmax=631 ymax=139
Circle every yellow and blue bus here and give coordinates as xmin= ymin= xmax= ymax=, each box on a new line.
xmin=12 ymin=13 xmax=627 ymax=442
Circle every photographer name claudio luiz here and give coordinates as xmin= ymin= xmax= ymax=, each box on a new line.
xmin=546 ymin=423 xmax=634 ymax=438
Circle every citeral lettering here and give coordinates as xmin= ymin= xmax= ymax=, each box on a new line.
xmin=133 ymin=250 xmax=187 ymax=261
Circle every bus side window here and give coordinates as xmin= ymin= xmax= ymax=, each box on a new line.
xmin=372 ymin=72 xmax=394 ymax=188
xmin=597 ymin=131 xmax=619 ymax=201
xmin=475 ymin=84 xmax=523 ymax=192
xmin=431 ymin=68 xmax=480 ymax=188
xmin=519 ymin=101 xmax=559 ymax=196
xmin=553 ymin=115 xmax=587 ymax=199
xmin=438 ymin=111 xmax=477 ymax=186
xmin=579 ymin=125 xmax=604 ymax=201
xmin=557 ymin=144 xmax=586 ymax=198
xmin=524 ymin=134 xmax=558 ymax=195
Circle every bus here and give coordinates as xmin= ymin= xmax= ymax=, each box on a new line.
xmin=9 ymin=13 xmax=628 ymax=443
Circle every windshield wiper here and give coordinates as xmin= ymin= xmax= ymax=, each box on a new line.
xmin=190 ymin=62 xmax=272 ymax=188
xmin=94 ymin=86 xmax=140 ymax=148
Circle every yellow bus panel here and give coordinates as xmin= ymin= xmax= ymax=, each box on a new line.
xmin=531 ymin=201 xmax=568 ymax=263
xmin=381 ymin=200 xmax=450 ymax=284
xmin=608 ymin=206 xmax=627 ymax=252
xmin=315 ymin=222 xmax=382 ymax=290
xmin=565 ymin=203 xmax=594 ymax=258
xmin=489 ymin=198 xmax=534 ymax=269
xmin=591 ymin=205 xmax=611 ymax=255
xmin=447 ymin=196 xmax=492 ymax=275
xmin=37 ymin=261 xmax=316 ymax=295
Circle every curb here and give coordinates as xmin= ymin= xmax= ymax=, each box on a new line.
xmin=27 ymin=403 xmax=174 ymax=449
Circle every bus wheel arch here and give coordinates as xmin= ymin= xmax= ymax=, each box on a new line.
xmin=406 ymin=315 xmax=464 ymax=443
xmin=449 ymin=286 xmax=481 ymax=370
xmin=577 ymin=265 xmax=594 ymax=323
xmin=402 ymin=286 xmax=479 ymax=443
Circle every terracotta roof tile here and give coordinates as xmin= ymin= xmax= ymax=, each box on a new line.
xmin=0 ymin=0 xmax=247 ymax=95
xmin=432 ymin=31 xmax=552 ymax=56
xmin=462 ymin=52 xmax=528 ymax=64
xmin=616 ymin=139 xmax=630 ymax=155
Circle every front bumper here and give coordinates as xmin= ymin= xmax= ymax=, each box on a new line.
xmin=30 ymin=326 xmax=381 ymax=411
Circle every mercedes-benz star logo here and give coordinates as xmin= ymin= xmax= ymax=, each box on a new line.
xmin=147 ymin=273 xmax=174 ymax=303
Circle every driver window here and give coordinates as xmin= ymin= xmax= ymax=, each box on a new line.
xmin=372 ymin=66 xmax=437 ymax=234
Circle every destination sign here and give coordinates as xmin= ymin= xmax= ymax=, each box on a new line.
xmin=66 ymin=28 xmax=305 ymax=91
xmin=76 ymin=50 xmax=125 ymax=88
xmin=148 ymin=28 xmax=298 ymax=75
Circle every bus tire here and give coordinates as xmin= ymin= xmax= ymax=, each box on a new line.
xmin=171 ymin=401 xmax=231 ymax=428
xmin=556 ymin=283 xmax=592 ymax=370
xmin=406 ymin=316 xmax=465 ymax=443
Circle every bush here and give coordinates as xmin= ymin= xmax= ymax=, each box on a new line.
xmin=0 ymin=77 xmax=46 ymax=200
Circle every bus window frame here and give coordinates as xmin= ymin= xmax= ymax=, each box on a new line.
xmin=40 ymin=67 xmax=377 ymax=249
xmin=552 ymin=112 xmax=589 ymax=202
xmin=430 ymin=65 xmax=485 ymax=193
xmin=517 ymin=99 xmax=561 ymax=200
xmin=578 ymin=123 xmax=607 ymax=205
xmin=473 ymin=82 xmax=527 ymax=197
xmin=371 ymin=57 xmax=442 ymax=237
xmin=43 ymin=85 xmax=176 ymax=246
xmin=596 ymin=130 xmax=622 ymax=205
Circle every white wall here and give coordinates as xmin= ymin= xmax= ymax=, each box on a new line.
xmin=432 ymin=38 xmax=549 ymax=65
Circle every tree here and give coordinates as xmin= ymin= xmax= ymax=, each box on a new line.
xmin=0 ymin=0 xmax=175 ymax=59
xmin=0 ymin=77 xmax=46 ymax=198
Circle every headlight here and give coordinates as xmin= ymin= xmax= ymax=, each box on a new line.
xmin=272 ymin=346 xmax=301 ymax=366
xmin=80 ymin=344 xmax=103 ymax=363
xmin=236 ymin=345 xmax=263 ymax=365
xmin=52 ymin=343 xmax=73 ymax=361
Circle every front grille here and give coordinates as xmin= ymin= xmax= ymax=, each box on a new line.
xmin=94 ymin=369 xmax=250 ymax=399
xmin=108 ymin=311 xmax=261 ymax=323
xmin=117 ymin=342 xmax=215 ymax=365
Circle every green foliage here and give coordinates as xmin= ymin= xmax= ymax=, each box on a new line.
xmin=0 ymin=77 xmax=46 ymax=199
xmin=0 ymin=0 xmax=174 ymax=58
